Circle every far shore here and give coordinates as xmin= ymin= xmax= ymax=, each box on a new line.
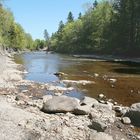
xmin=72 ymin=54 xmax=140 ymax=63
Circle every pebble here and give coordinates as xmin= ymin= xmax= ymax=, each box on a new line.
xmin=98 ymin=94 xmax=104 ymax=99
xmin=114 ymin=102 xmax=118 ymax=105
xmin=94 ymin=73 xmax=99 ymax=77
xmin=122 ymin=117 xmax=131 ymax=124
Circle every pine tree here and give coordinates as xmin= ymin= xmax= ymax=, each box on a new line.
xmin=67 ymin=11 xmax=74 ymax=23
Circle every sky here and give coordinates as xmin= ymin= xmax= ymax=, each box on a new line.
xmin=4 ymin=0 xmax=93 ymax=40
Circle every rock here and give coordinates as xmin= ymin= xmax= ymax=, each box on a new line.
xmin=21 ymin=90 xmax=28 ymax=93
xmin=109 ymin=78 xmax=117 ymax=83
xmin=62 ymin=80 xmax=95 ymax=85
xmin=90 ymin=104 xmax=115 ymax=124
xmin=131 ymin=103 xmax=140 ymax=111
xmin=114 ymin=102 xmax=118 ymax=105
xmin=90 ymin=132 xmax=113 ymax=140
xmin=74 ymin=105 xmax=91 ymax=115
xmin=15 ymin=93 xmax=29 ymax=101
xmin=113 ymin=105 xmax=123 ymax=112
xmin=95 ymin=103 xmax=113 ymax=111
xmin=98 ymin=94 xmax=104 ymax=99
xmin=42 ymin=96 xmax=79 ymax=113
xmin=99 ymin=100 xmax=106 ymax=104
xmin=32 ymin=100 xmax=43 ymax=109
xmin=94 ymin=73 xmax=99 ymax=77
xmin=125 ymin=103 xmax=140 ymax=126
xmin=91 ymin=119 xmax=107 ymax=132
xmin=54 ymin=72 xmax=66 ymax=77
xmin=122 ymin=117 xmax=131 ymax=124
xmin=80 ymin=96 xmax=98 ymax=107
xmin=42 ymin=95 xmax=53 ymax=103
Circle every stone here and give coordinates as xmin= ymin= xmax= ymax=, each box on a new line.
xmin=80 ymin=96 xmax=98 ymax=107
xmin=109 ymin=78 xmax=117 ymax=83
xmin=91 ymin=119 xmax=107 ymax=132
xmin=15 ymin=93 xmax=29 ymax=101
xmin=99 ymin=100 xmax=106 ymax=104
xmin=74 ymin=105 xmax=91 ymax=115
xmin=125 ymin=103 xmax=140 ymax=126
xmin=90 ymin=104 xmax=115 ymax=124
xmin=42 ymin=95 xmax=52 ymax=103
xmin=90 ymin=132 xmax=113 ymax=140
xmin=122 ymin=117 xmax=131 ymax=124
xmin=113 ymin=105 xmax=123 ymax=112
xmin=54 ymin=72 xmax=66 ymax=77
xmin=42 ymin=96 xmax=79 ymax=113
xmin=98 ymin=94 xmax=104 ymax=99
xmin=94 ymin=73 xmax=99 ymax=77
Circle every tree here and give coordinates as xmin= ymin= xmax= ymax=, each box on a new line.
xmin=78 ymin=12 xmax=82 ymax=19
xmin=44 ymin=29 xmax=49 ymax=42
xmin=58 ymin=20 xmax=64 ymax=33
xmin=93 ymin=0 xmax=98 ymax=9
xmin=67 ymin=11 xmax=74 ymax=23
xmin=44 ymin=29 xmax=50 ymax=50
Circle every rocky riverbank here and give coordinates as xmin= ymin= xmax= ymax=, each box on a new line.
xmin=0 ymin=52 xmax=140 ymax=140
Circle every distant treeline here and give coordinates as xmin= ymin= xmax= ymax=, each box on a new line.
xmin=0 ymin=2 xmax=47 ymax=51
xmin=50 ymin=0 xmax=140 ymax=57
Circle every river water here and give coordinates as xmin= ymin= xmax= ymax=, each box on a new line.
xmin=15 ymin=52 xmax=140 ymax=106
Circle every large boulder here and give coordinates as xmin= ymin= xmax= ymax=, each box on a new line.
xmin=42 ymin=96 xmax=79 ymax=113
xmin=125 ymin=103 xmax=140 ymax=126
xmin=42 ymin=95 xmax=53 ymax=103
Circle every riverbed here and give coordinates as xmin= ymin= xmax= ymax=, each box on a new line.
xmin=15 ymin=52 xmax=140 ymax=106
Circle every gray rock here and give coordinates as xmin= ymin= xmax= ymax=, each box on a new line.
xmin=122 ymin=117 xmax=131 ymax=124
xmin=125 ymin=103 xmax=140 ymax=126
xmin=90 ymin=104 xmax=115 ymax=125
xmin=42 ymin=96 xmax=79 ymax=113
xmin=91 ymin=119 xmax=107 ymax=132
xmin=131 ymin=103 xmax=140 ymax=111
xmin=90 ymin=132 xmax=113 ymax=140
xmin=15 ymin=93 xmax=29 ymax=101
xmin=80 ymin=96 xmax=98 ymax=107
xmin=74 ymin=105 xmax=91 ymax=115
xmin=42 ymin=95 xmax=52 ymax=103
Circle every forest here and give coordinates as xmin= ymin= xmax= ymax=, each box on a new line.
xmin=50 ymin=0 xmax=140 ymax=57
xmin=0 ymin=1 xmax=46 ymax=51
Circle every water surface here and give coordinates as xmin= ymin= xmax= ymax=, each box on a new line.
xmin=15 ymin=52 xmax=140 ymax=106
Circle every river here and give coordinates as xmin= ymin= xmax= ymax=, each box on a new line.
xmin=15 ymin=51 xmax=140 ymax=106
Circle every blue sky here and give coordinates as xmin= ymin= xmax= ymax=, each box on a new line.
xmin=4 ymin=0 xmax=93 ymax=40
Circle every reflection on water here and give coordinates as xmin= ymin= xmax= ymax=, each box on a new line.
xmin=15 ymin=52 xmax=140 ymax=106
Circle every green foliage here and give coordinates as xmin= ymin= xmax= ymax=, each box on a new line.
xmin=0 ymin=4 xmax=34 ymax=51
xmin=49 ymin=0 xmax=140 ymax=56
xmin=67 ymin=11 xmax=74 ymax=23
xmin=33 ymin=39 xmax=45 ymax=50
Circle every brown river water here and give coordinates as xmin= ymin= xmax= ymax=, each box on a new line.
xmin=15 ymin=52 xmax=140 ymax=106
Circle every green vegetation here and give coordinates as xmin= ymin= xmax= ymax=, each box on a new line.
xmin=0 ymin=3 xmax=34 ymax=51
xmin=50 ymin=0 xmax=140 ymax=57
xmin=0 ymin=2 xmax=47 ymax=51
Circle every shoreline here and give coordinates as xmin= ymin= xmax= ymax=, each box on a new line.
xmin=73 ymin=54 xmax=140 ymax=63
xmin=0 ymin=52 xmax=140 ymax=140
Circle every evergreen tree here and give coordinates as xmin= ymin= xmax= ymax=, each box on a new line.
xmin=67 ymin=11 xmax=74 ymax=23
xmin=78 ymin=12 xmax=82 ymax=19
